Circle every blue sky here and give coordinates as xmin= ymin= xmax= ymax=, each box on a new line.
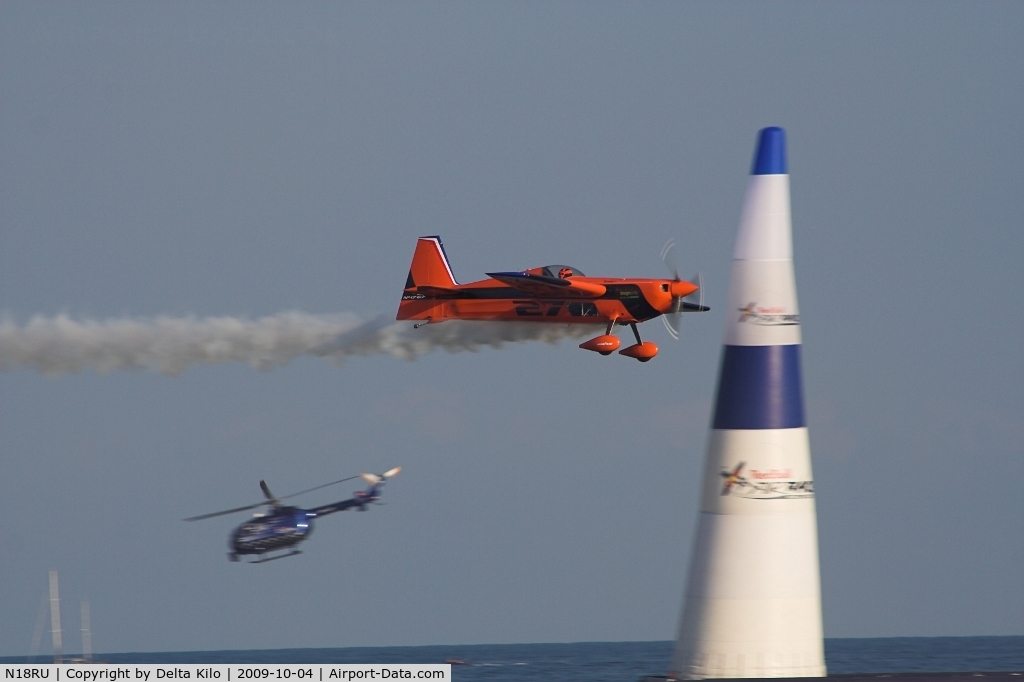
xmin=1 ymin=2 xmax=1021 ymax=655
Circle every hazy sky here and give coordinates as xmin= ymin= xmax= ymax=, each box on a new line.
xmin=1 ymin=2 xmax=1021 ymax=657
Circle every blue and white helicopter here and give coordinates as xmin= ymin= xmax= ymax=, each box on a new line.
xmin=185 ymin=467 xmax=401 ymax=563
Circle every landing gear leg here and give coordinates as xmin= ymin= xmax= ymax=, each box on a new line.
xmin=629 ymin=323 xmax=643 ymax=345
xmin=228 ymin=552 xmax=239 ymax=562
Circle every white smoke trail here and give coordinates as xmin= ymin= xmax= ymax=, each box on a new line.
xmin=0 ymin=312 xmax=601 ymax=376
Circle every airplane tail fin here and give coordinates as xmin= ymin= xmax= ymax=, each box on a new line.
xmin=403 ymin=236 xmax=458 ymax=289
xmin=398 ymin=236 xmax=457 ymax=320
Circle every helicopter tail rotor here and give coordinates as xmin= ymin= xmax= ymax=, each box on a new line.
xmin=361 ymin=466 xmax=402 ymax=486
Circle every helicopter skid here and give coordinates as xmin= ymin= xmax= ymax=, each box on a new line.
xmin=247 ymin=549 xmax=302 ymax=564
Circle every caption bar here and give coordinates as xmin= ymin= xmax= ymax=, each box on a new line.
xmin=1 ymin=666 xmax=449 ymax=682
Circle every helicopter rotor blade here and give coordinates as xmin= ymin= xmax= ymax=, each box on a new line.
xmin=277 ymin=475 xmax=362 ymax=501
xmin=259 ymin=480 xmax=281 ymax=507
xmin=185 ymin=468 xmax=399 ymax=522
xmin=183 ymin=501 xmax=267 ymax=522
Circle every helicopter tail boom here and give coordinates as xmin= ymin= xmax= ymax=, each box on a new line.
xmin=310 ymin=466 xmax=401 ymax=517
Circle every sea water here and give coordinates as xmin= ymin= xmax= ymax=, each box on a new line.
xmin=2 ymin=637 xmax=1021 ymax=681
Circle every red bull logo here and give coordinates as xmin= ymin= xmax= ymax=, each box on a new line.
xmin=738 ymin=302 xmax=800 ymax=326
xmin=719 ymin=461 xmax=813 ymax=499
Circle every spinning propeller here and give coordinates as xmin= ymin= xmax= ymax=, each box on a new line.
xmin=660 ymin=238 xmax=708 ymax=340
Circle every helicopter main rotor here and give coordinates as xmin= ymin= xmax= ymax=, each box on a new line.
xmin=183 ymin=472 xmax=373 ymax=522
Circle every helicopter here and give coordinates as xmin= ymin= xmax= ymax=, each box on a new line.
xmin=184 ymin=467 xmax=401 ymax=563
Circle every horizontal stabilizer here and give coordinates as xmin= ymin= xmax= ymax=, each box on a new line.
xmin=414 ymin=285 xmax=459 ymax=297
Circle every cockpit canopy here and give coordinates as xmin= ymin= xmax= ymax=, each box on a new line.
xmin=537 ymin=265 xmax=586 ymax=279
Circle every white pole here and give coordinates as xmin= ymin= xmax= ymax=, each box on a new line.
xmin=48 ymin=570 xmax=62 ymax=664
xmin=81 ymin=600 xmax=92 ymax=662
xmin=29 ymin=592 xmax=48 ymax=661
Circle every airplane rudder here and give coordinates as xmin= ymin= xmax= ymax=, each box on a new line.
xmin=407 ymin=235 xmax=458 ymax=288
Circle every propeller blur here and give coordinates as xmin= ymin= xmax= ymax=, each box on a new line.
xmin=184 ymin=467 xmax=402 ymax=563
xmin=659 ymin=239 xmax=706 ymax=341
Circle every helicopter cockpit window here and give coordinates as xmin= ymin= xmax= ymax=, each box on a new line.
xmin=541 ymin=265 xmax=585 ymax=279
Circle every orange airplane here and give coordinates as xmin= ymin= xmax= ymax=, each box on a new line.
xmin=396 ymin=236 xmax=708 ymax=362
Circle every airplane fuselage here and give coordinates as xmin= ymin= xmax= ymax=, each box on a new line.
xmin=395 ymin=237 xmax=707 ymax=361
xmin=399 ymin=276 xmax=682 ymax=325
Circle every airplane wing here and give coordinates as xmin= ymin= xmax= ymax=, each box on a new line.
xmin=485 ymin=272 xmax=606 ymax=298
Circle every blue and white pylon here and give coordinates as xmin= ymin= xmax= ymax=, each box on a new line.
xmin=669 ymin=128 xmax=826 ymax=679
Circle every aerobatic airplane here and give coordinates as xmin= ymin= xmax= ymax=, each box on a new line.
xmin=396 ymin=236 xmax=708 ymax=361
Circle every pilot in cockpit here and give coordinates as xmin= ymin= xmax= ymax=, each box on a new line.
xmin=540 ymin=265 xmax=585 ymax=280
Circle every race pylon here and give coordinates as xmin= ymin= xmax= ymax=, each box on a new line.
xmin=669 ymin=127 xmax=826 ymax=679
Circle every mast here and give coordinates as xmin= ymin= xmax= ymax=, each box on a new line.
xmin=29 ymin=592 xmax=48 ymax=661
xmin=81 ymin=600 xmax=93 ymax=662
xmin=48 ymin=570 xmax=62 ymax=664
